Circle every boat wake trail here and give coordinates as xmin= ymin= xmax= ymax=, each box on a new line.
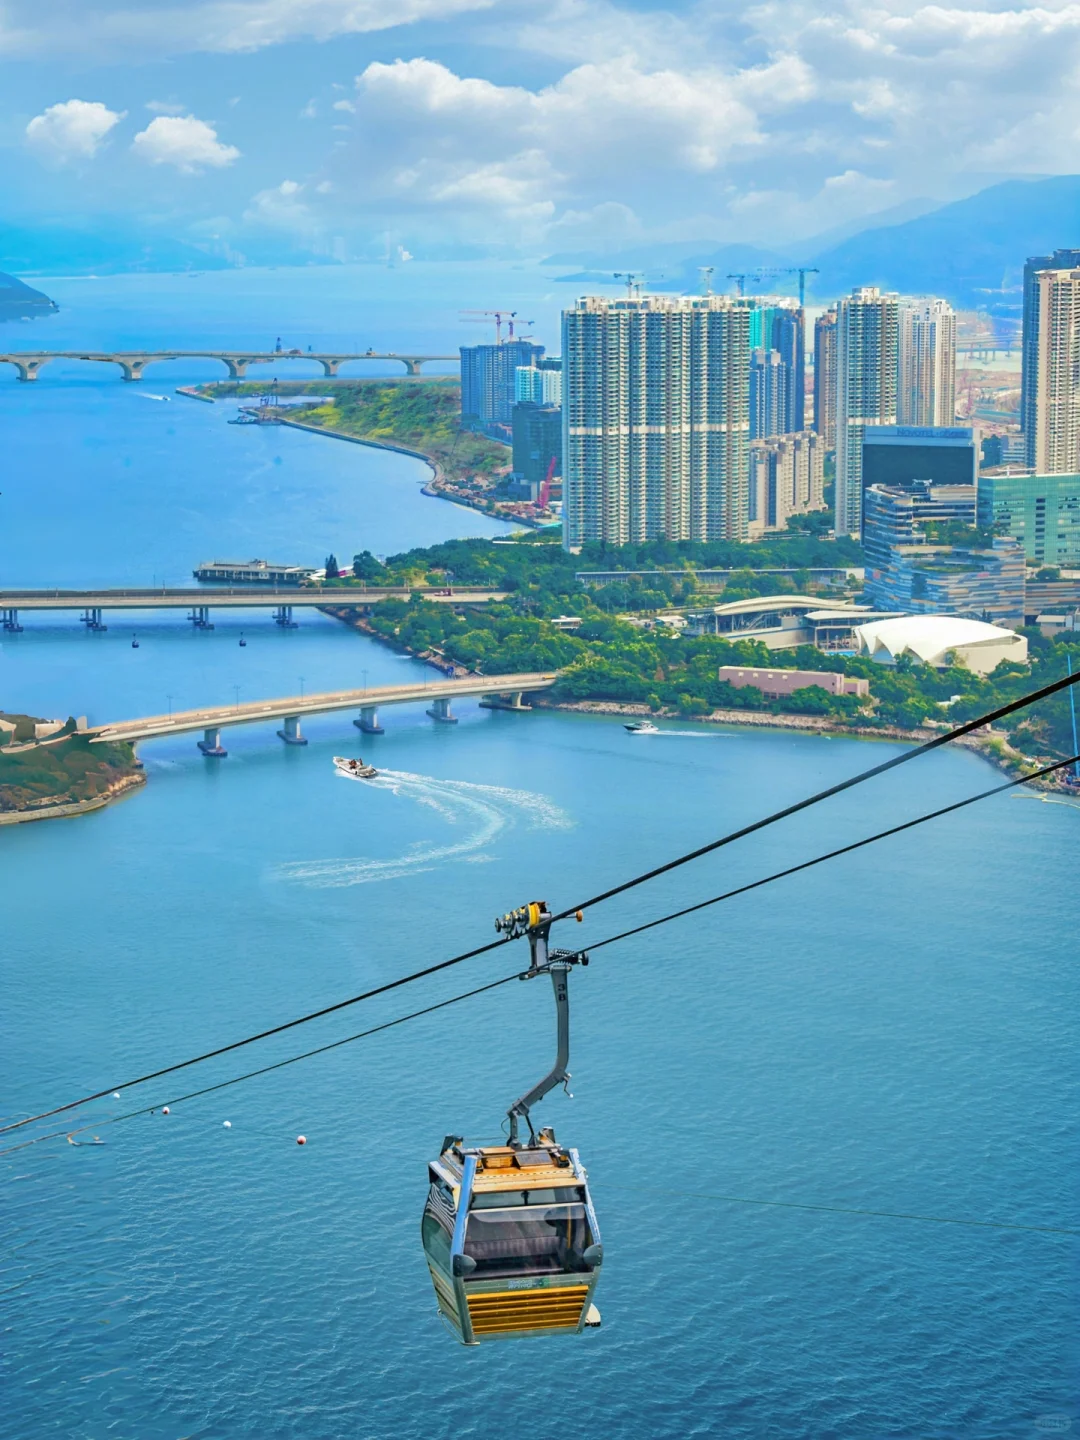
xmin=275 ymin=770 xmax=572 ymax=888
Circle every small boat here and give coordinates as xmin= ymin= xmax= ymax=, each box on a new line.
xmin=624 ymin=719 xmax=659 ymax=734
xmin=239 ymin=635 xmax=247 ymax=647
xmin=334 ymin=755 xmax=378 ymax=779
xmin=131 ymin=636 xmax=140 ymax=649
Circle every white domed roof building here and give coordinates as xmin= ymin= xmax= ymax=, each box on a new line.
xmin=853 ymin=616 xmax=1028 ymax=675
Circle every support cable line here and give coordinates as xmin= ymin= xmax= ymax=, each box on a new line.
xmin=0 ymin=931 xmax=516 ymax=1137
xmin=584 ymin=752 xmax=1080 ymax=955
xmin=5 ymin=673 xmax=1080 ymax=1143
xmin=0 ymin=971 xmax=528 ymax=1157
xmin=4 ymin=751 xmax=1076 ymax=1160
xmin=549 ymin=667 xmax=1080 ymax=923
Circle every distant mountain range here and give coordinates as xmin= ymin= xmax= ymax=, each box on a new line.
xmin=550 ymin=176 xmax=1080 ymax=311
xmin=0 ymin=270 xmax=58 ymax=322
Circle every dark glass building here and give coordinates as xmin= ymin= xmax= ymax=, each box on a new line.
xmin=861 ymin=426 xmax=975 ymax=530
xmin=511 ymin=402 xmax=562 ymax=486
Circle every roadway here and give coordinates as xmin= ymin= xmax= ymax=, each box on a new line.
xmin=0 ymin=350 xmax=458 ymax=381
xmin=88 ymin=672 xmax=559 ymax=748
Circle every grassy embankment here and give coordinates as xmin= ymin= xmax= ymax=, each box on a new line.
xmin=0 ymin=715 xmax=143 ymax=817
xmin=324 ymin=537 xmax=1080 ymax=772
xmin=203 ymin=379 xmax=512 ymax=510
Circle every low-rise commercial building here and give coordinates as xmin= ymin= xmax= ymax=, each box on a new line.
xmin=717 ymin=665 xmax=868 ymax=698
xmin=854 ymin=615 xmax=1027 ymax=674
xmin=862 ymin=537 xmax=1026 ymax=625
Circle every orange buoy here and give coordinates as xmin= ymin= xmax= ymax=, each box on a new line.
xmin=296 ymin=1135 xmax=307 ymax=1146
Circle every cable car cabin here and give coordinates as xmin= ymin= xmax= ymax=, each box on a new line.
xmin=422 ymin=1131 xmax=603 ymax=1345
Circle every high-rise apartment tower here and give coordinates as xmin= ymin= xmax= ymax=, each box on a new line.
xmin=460 ymin=339 xmax=544 ymax=427
xmin=1021 ymin=248 xmax=1080 ymax=465
xmin=834 ymin=287 xmax=899 ymax=538
xmin=1029 ymin=267 xmax=1080 ymax=474
xmin=813 ymin=308 xmax=837 ymax=448
xmin=898 ymin=298 xmax=956 ymax=426
xmin=562 ymin=295 xmax=750 ymax=548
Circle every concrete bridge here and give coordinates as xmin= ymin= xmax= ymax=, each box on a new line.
xmin=0 ymin=350 xmax=458 ymax=382
xmin=87 ymin=672 xmax=558 ymax=756
xmin=0 ymin=586 xmax=505 ymax=632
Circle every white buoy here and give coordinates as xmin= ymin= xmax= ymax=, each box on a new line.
xmin=112 ymin=1092 xmax=121 ymax=1100
xmin=296 ymin=1135 xmax=307 ymax=1146
xmin=223 ymin=1120 xmax=232 ymax=1129
xmin=162 ymin=1106 xmax=170 ymax=1115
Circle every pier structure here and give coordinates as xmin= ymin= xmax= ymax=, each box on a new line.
xmin=85 ymin=673 xmax=558 ymax=758
xmin=0 ymin=585 xmax=507 ymax=633
xmin=0 ymin=350 xmax=458 ymax=383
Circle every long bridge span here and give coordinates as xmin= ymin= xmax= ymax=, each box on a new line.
xmin=88 ymin=672 xmax=558 ymax=756
xmin=0 ymin=350 xmax=458 ymax=382
xmin=0 ymin=586 xmax=505 ymax=632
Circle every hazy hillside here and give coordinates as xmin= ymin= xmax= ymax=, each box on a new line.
xmin=0 ymin=270 xmax=58 ymax=321
xmin=810 ymin=176 xmax=1080 ymax=310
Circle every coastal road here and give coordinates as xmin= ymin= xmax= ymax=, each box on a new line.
xmin=87 ymin=672 xmax=559 ymax=748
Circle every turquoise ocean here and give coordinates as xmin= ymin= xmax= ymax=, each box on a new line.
xmin=1 ymin=266 xmax=1077 ymax=1440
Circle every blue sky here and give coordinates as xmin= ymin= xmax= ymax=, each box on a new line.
xmin=1 ymin=0 xmax=1077 ymax=261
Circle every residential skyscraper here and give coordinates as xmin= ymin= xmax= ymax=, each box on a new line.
xmin=834 ymin=287 xmax=899 ymax=538
xmin=749 ymin=349 xmax=789 ymax=440
xmin=748 ymin=432 xmax=825 ymax=536
xmin=562 ymin=295 xmax=750 ymax=548
xmin=813 ymin=307 xmax=837 ymax=447
xmin=742 ymin=299 xmax=804 ymax=432
xmin=514 ymin=364 xmax=562 ymax=407
xmin=460 ymin=339 xmax=544 ymax=427
xmin=1021 ymin=248 xmax=1080 ymax=464
xmin=898 ymin=298 xmax=956 ymax=426
xmin=1029 ymin=267 xmax=1080 ymax=474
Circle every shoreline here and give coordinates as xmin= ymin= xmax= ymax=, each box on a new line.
xmin=0 ymin=771 xmax=146 ymax=826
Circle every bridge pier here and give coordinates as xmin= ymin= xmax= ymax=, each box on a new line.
xmin=198 ymin=727 xmax=227 ymax=757
xmin=319 ymin=359 xmax=340 ymax=377
xmin=188 ymin=606 xmax=214 ymax=630
xmin=479 ymin=690 xmax=530 ymax=712
xmin=13 ymin=360 xmax=44 ymax=382
xmin=426 ymin=696 xmax=458 ymax=724
xmin=354 ymin=705 xmax=384 ymax=734
xmin=273 ymin=605 xmax=298 ymax=628
xmin=403 ymin=359 xmax=421 ymax=376
xmin=224 ymin=359 xmax=249 ymax=379
xmin=277 ymin=715 xmax=308 ymax=746
xmin=2 ymin=607 xmax=22 ymax=633
xmin=119 ymin=360 xmax=146 ymax=382
xmin=80 ymin=607 xmax=107 ymax=632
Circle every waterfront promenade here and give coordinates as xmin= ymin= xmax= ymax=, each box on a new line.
xmin=87 ymin=671 xmax=558 ymax=754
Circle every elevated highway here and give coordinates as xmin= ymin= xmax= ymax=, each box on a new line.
xmin=0 ymin=350 xmax=458 ymax=382
xmin=88 ymin=672 xmax=558 ymax=755
xmin=0 ymin=586 xmax=505 ymax=632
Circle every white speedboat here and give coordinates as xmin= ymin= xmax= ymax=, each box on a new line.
xmin=624 ymin=719 xmax=659 ymax=734
xmin=334 ymin=755 xmax=378 ymax=779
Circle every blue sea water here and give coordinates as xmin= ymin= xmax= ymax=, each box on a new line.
xmin=1 ymin=267 xmax=1078 ymax=1440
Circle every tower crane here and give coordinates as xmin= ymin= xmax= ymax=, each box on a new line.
xmin=613 ymin=272 xmax=643 ymax=298
xmin=459 ymin=309 xmax=518 ymax=343
xmin=725 ymin=267 xmax=820 ymax=305
xmin=698 ymin=266 xmax=715 ymax=296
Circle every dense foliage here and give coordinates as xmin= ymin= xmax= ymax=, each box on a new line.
xmin=359 ymin=591 xmax=1080 ymax=759
xmin=0 ymin=722 xmax=141 ymax=813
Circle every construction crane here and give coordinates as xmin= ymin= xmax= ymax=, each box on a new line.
xmin=698 ymin=266 xmax=715 ymax=296
xmin=725 ymin=267 xmax=820 ymax=305
xmin=460 ymin=309 xmax=518 ymax=343
xmin=613 ymin=272 xmax=643 ymax=298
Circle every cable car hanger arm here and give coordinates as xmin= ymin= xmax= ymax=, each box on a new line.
xmin=495 ymin=902 xmax=588 ymax=1147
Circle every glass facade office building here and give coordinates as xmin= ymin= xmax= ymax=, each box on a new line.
xmin=862 ymin=426 xmax=976 ymax=497
xmin=977 ymin=469 xmax=1080 ymax=566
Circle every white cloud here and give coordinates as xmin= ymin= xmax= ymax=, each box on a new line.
xmin=131 ymin=114 xmax=240 ymax=171
xmin=245 ymin=178 xmax=314 ymax=230
xmin=25 ymin=99 xmax=125 ymax=160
